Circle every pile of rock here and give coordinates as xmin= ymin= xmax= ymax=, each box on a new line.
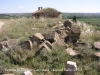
xmin=0 ymin=19 xmax=82 ymax=56
xmin=0 ymin=19 xmax=100 ymax=75
xmin=0 ymin=19 xmax=99 ymax=58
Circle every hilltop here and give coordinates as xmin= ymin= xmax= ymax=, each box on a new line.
xmin=0 ymin=17 xmax=100 ymax=75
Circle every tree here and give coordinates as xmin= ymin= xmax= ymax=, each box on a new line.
xmin=73 ymin=16 xmax=77 ymax=22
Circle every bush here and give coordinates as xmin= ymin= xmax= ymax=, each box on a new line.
xmin=32 ymin=45 xmax=70 ymax=75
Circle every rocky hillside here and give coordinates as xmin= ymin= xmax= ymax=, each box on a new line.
xmin=0 ymin=18 xmax=100 ymax=75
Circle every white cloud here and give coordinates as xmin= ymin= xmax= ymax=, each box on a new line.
xmin=19 ymin=6 xmax=24 ymax=8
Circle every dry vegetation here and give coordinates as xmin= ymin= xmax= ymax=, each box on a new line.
xmin=0 ymin=17 xmax=100 ymax=75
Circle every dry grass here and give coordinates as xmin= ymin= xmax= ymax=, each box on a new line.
xmin=0 ymin=18 xmax=100 ymax=75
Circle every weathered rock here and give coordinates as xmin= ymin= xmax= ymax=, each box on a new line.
xmin=24 ymin=70 xmax=33 ymax=75
xmin=0 ymin=39 xmax=18 ymax=51
xmin=36 ymin=40 xmax=52 ymax=55
xmin=56 ymin=29 xmax=67 ymax=39
xmin=65 ymin=61 xmax=77 ymax=75
xmin=93 ymin=52 xmax=100 ymax=64
xmin=63 ymin=20 xmax=72 ymax=31
xmin=94 ymin=52 xmax=100 ymax=57
xmin=29 ymin=33 xmax=45 ymax=46
xmin=42 ymin=32 xmax=55 ymax=43
xmin=94 ymin=42 xmax=100 ymax=50
xmin=42 ymin=31 xmax=67 ymax=47
xmin=68 ymin=25 xmax=81 ymax=43
xmin=53 ymin=25 xmax=58 ymax=29
xmin=39 ymin=40 xmax=52 ymax=51
xmin=54 ymin=32 xmax=66 ymax=46
xmin=70 ymin=25 xmax=81 ymax=34
xmin=19 ymin=40 xmax=33 ymax=50
xmin=59 ymin=23 xmax=64 ymax=27
xmin=65 ymin=48 xmax=80 ymax=56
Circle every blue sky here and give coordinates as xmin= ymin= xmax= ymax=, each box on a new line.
xmin=0 ymin=0 xmax=100 ymax=13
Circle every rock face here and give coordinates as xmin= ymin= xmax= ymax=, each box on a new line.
xmin=94 ymin=42 xmax=100 ymax=50
xmin=24 ymin=70 xmax=33 ymax=75
xmin=65 ymin=61 xmax=77 ymax=75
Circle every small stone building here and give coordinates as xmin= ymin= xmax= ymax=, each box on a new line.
xmin=32 ymin=7 xmax=62 ymax=19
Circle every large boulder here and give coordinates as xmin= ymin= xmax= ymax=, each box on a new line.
xmin=63 ymin=20 xmax=72 ymax=31
xmin=68 ymin=25 xmax=81 ymax=43
xmin=94 ymin=42 xmax=100 ymax=50
xmin=42 ymin=32 xmax=55 ymax=43
xmin=65 ymin=61 xmax=77 ymax=75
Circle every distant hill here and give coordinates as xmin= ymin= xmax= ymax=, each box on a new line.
xmin=0 ymin=13 xmax=32 ymax=19
xmin=62 ymin=13 xmax=100 ymax=19
xmin=0 ymin=13 xmax=100 ymax=19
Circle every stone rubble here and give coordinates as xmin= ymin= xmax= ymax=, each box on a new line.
xmin=0 ymin=19 xmax=100 ymax=74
